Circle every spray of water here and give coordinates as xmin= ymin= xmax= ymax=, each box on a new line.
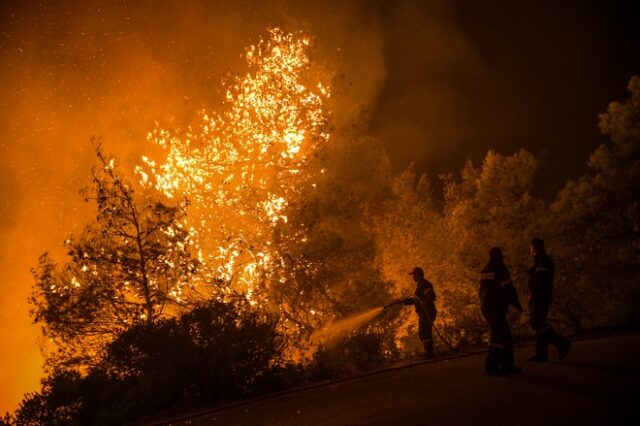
xmin=310 ymin=307 xmax=385 ymax=347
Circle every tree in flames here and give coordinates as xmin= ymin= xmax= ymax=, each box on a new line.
xmin=138 ymin=28 xmax=331 ymax=314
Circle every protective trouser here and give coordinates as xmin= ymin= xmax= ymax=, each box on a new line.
xmin=486 ymin=342 xmax=503 ymax=373
xmin=531 ymin=304 xmax=568 ymax=360
xmin=486 ymin=314 xmax=513 ymax=373
xmin=503 ymin=343 xmax=515 ymax=369
xmin=418 ymin=313 xmax=436 ymax=357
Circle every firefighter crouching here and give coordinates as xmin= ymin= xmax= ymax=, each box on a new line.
xmin=528 ymin=237 xmax=571 ymax=362
xmin=401 ymin=267 xmax=437 ymax=358
xmin=479 ymin=247 xmax=523 ymax=375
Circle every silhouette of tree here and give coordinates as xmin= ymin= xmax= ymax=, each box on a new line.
xmin=14 ymin=301 xmax=289 ymax=425
xmin=30 ymin=140 xmax=198 ymax=368
xmin=0 ymin=413 xmax=14 ymax=426
xmin=13 ymin=369 xmax=83 ymax=426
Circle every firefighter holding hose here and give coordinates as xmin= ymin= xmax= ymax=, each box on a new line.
xmin=387 ymin=267 xmax=437 ymax=359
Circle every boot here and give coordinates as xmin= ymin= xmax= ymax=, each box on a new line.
xmin=502 ymin=345 xmax=522 ymax=373
xmin=558 ymin=340 xmax=572 ymax=361
xmin=422 ymin=339 xmax=436 ymax=359
xmin=528 ymin=332 xmax=549 ymax=362
xmin=485 ymin=346 xmax=503 ymax=375
xmin=547 ymin=327 xmax=571 ymax=361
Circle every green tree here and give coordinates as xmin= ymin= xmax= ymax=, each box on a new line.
xmin=550 ymin=75 xmax=640 ymax=327
xmin=372 ymin=150 xmax=544 ymax=352
xmin=368 ymin=164 xmax=455 ymax=352
xmin=30 ymin=141 xmax=198 ymax=368
xmin=441 ymin=150 xmax=544 ymax=340
xmin=443 ymin=149 xmax=544 ymax=283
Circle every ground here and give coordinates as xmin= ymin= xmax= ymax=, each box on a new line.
xmin=159 ymin=332 xmax=640 ymax=425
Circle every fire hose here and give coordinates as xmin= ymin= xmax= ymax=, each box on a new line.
xmin=385 ymin=296 xmax=456 ymax=352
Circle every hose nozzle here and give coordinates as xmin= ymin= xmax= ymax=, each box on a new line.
xmin=384 ymin=299 xmax=403 ymax=309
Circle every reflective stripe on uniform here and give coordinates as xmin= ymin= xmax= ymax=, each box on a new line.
xmin=480 ymin=272 xmax=495 ymax=280
xmin=421 ymin=338 xmax=433 ymax=343
xmin=500 ymin=279 xmax=513 ymax=287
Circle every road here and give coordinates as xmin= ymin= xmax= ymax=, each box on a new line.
xmin=166 ymin=332 xmax=640 ymax=425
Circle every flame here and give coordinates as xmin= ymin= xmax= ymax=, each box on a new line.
xmin=138 ymin=28 xmax=330 ymax=310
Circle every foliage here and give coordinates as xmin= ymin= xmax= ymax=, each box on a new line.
xmin=13 ymin=370 xmax=84 ymax=426
xmin=137 ymin=29 xmax=396 ymax=358
xmin=273 ymin=134 xmax=394 ymax=351
xmin=308 ymin=329 xmax=387 ymax=380
xmin=441 ymin=149 xmax=543 ymax=337
xmin=29 ymin=141 xmax=198 ymax=368
xmin=138 ymin=28 xmax=331 ymax=305
xmin=0 ymin=414 xmax=12 ymax=426
xmin=549 ymin=75 xmax=640 ymax=327
xmin=371 ymin=150 xmax=542 ymax=350
xmin=14 ymin=300 xmax=290 ymax=425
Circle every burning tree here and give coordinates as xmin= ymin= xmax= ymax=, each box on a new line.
xmin=30 ymin=142 xmax=198 ymax=368
xmin=137 ymin=28 xmax=394 ymax=356
xmin=138 ymin=28 xmax=330 ymax=307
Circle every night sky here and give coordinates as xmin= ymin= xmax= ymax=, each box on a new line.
xmin=0 ymin=0 xmax=638 ymax=412
xmin=373 ymin=0 xmax=640 ymax=194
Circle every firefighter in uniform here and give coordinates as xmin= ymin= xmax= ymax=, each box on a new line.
xmin=479 ymin=247 xmax=523 ymax=375
xmin=528 ymin=237 xmax=571 ymax=362
xmin=402 ymin=267 xmax=437 ymax=358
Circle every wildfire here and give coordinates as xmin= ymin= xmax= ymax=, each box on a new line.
xmin=137 ymin=28 xmax=330 ymax=306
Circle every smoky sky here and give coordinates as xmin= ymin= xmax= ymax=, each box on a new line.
xmin=372 ymin=0 xmax=640 ymax=194
xmin=0 ymin=0 xmax=638 ymax=412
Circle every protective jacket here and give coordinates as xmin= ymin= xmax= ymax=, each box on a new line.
xmin=479 ymin=260 xmax=522 ymax=320
xmin=529 ymin=253 xmax=555 ymax=309
xmin=403 ymin=277 xmax=436 ymax=320
xmin=479 ymin=259 xmax=522 ymax=373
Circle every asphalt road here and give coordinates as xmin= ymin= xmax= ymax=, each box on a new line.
xmin=168 ymin=332 xmax=640 ymax=426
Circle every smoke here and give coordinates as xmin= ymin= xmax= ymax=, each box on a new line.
xmin=371 ymin=0 xmax=482 ymax=173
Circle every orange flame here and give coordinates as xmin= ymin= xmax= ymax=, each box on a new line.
xmin=137 ymin=28 xmax=330 ymax=309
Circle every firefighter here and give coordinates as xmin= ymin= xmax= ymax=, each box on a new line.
xmin=479 ymin=247 xmax=523 ymax=375
xmin=528 ymin=237 xmax=571 ymax=362
xmin=402 ymin=267 xmax=437 ymax=358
